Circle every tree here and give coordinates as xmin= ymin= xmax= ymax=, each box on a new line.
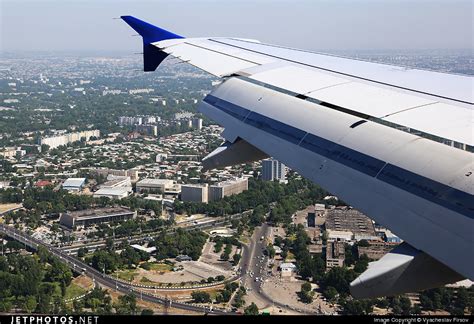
xmin=191 ymin=291 xmax=211 ymax=303
xmin=23 ymin=296 xmax=37 ymax=313
xmin=322 ymin=267 xmax=357 ymax=296
xmin=114 ymin=293 xmax=137 ymax=315
xmin=299 ymin=282 xmax=314 ymax=304
xmin=233 ymin=287 xmax=246 ymax=308
xmin=323 ymin=286 xmax=338 ymax=303
xmin=244 ymin=302 xmax=259 ymax=315
xmin=399 ymin=296 xmax=412 ymax=315
xmin=342 ymin=299 xmax=373 ymax=315
xmin=141 ymin=309 xmax=154 ymax=315
xmin=233 ymin=253 xmax=241 ymax=265
xmin=354 ymin=254 xmax=369 ymax=274
xmin=266 ymin=244 xmax=276 ymax=259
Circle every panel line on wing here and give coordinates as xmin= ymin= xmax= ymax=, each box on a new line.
xmin=210 ymin=39 xmax=473 ymax=105
xmin=182 ymin=41 xmax=262 ymax=66
xmin=234 ymin=76 xmax=473 ymax=151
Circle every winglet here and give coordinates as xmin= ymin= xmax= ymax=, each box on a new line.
xmin=121 ymin=15 xmax=184 ymax=71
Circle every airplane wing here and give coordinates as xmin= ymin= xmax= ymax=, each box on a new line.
xmin=121 ymin=16 xmax=473 ymax=298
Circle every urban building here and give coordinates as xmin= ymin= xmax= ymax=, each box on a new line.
xmin=279 ymin=262 xmax=297 ymax=277
xmin=326 ymin=239 xmax=345 ymax=269
xmin=143 ymin=116 xmax=157 ymax=124
xmin=93 ymin=187 xmax=131 ymax=200
xmin=136 ymin=124 xmax=158 ymax=137
xmin=39 ymin=130 xmax=100 ymax=149
xmin=94 ymin=168 xmax=139 ymax=181
xmin=118 ymin=116 xmax=142 ymax=126
xmin=59 ymin=207 xmax=135 ymax=229
xmin=155 ymin=153 xmax=168 ymax=163
xmin=181 ymin=184 xmax=208 ymax=203
xmin=357 ymin=240 xmax=399 ymax=260
xmin=131 ymin=244 xmax=157 ymax=254
xmin=101 ymin=175 xmax=132 ymax=189
xmin=326 ymin=230 xmax=353 ymax=242
xmin=62 ymin=178 xmax=86 ymax=192
xmin=192 ymin=118 xmax=203 ymax=130
xmin=262 ymin=159 xmax=287 ymax=181
xmin=176 ymin=255 xmax=193 ymax=262
xmin=208 ymin=178 xmax=248 ymax=201
xmin=325 ymin=207 xmax=376 ymax=240
xmin=136 ymin=178 xmax=175 ymax=193
xmin=0 ymin=147 xmax=26 ymax=159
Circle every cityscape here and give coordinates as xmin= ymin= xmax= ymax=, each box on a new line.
xmin=0 ymin=47 xmax=472 ymax=317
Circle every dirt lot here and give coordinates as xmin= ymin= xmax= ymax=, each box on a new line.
xmin=0 ymin=203 xmax=21 ymax=214
xmin=123 ymin=260 xmax=233 ymax=285
xmin=199 ymin=240 xmax=239 ymax=272
xmin=73 ymin=275 xmax=94 ymax=290
xmin=262 ymin=276 xmax=339 ymax=314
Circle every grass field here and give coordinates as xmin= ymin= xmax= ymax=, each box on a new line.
xmin=116 ymin=269 xmax=137 ymax=282
xmin=65 ymin=283 xmax=87 ymax=300
xmin=149 ymin=263 xmax=173 ymax=272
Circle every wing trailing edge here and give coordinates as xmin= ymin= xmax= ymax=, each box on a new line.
xmin=121 ymin=15 xmax=184 ymax=71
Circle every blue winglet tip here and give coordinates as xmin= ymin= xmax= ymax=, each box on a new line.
xmin=121 ymin=15 xmax=184 ymax=72
xmin=120 ymin=15 xmax=184 ymax=44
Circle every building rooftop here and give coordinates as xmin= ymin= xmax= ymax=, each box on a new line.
xmin=137 ymin=178 xmax=174 ymax=185
xmin=212 ymin=177 xmax=247 ymax=187
xmin=131 ymin=244 xmax=157 ymax=254
xmin=280 ymin=262 xmax=297 ymax=270
xmin=325 ymin=208 xmax=376 ymax=236
xmin=62 ymin=178 xmax=86 ymax=187
xmin=67 ymin=207 xmax=133 ymax=219
xmin=93 ymin=187 xmax=130 ymax=196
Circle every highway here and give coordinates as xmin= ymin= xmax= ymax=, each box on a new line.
xmin=0 ymin=223 xmax=231 ymax=315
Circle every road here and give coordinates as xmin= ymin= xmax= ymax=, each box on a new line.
xmin=240 ymin=224 xmax=281 ymax=309
xmin=0 ymin=223 xmax=231 ymax=315
xmin=239 ymin=223 xmax=315 ymax=315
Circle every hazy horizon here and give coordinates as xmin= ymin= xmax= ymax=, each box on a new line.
xmin=1 ymin=0 xmax=472 ymax=54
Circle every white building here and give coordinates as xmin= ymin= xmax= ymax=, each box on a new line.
xmin=262 ymin=159 xmax=287 ymax=181
xmin=118 ymin=116 xmax=142 ymax=126
xmin=101 ymin=175 xmax=132 ymax=189
xmin=131 ymin=244 xmax=157 ymax=254
xmin=40 ymin=130 xmax=100 ymax=149
xmin=280 ymin=263 xmax=297 ymax=277
xmin=62 ymin=178 xmax=86 ymax=192
xmin=93 ymin=187 xmax=131 ymax=200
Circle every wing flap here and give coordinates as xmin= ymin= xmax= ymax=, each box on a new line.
xmin=350 ymin=242 xmax=464 ymax=299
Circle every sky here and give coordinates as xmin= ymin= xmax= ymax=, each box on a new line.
xmin=1 ymin=0 xmax=472 ymax=54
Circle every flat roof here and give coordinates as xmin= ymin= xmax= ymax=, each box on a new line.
xmin=94 ymin=187 xmax=130 ymax=195
xmin=62 ymin=178 xmax=86 ymax=187
xmin=67 ymin=207 xmax=133 ymax=219
xmin=137 ymin=178 xmax=174 ymax=185
xmin=212 ymin=177 xmax=248 ymax=187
